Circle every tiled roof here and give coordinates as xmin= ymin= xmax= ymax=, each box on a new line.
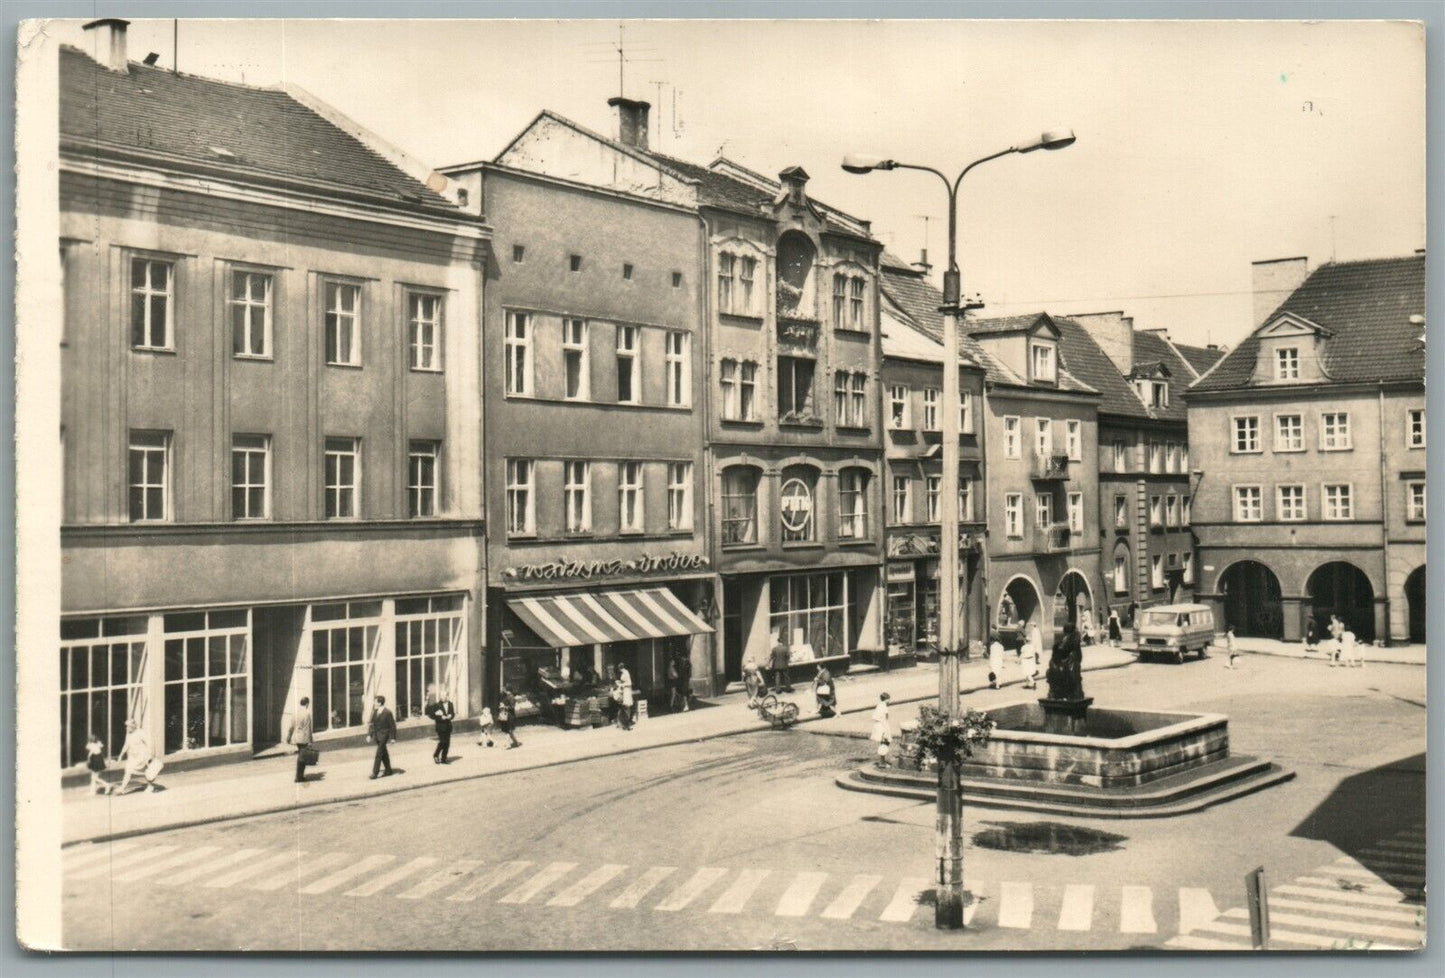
xmin=1191 ymin=254 xmax=1426 ymax=392
xmin=1171 ymin=341 xmax=1227 ymax=377
xmin=879 ymin=267 xmax=1097 ymax=397
xmin=1051 ymin=316 xmax=1160 ymax=420
xmin=60 ymin=46 xmax=454 ymax=211
xmin=1128 ymin=330 xmax=1193 ymax=421
xmin=646 ymin=152 xmax=874 ymax=240
xmin=965 ymin=314 xmax=1046 ymax=336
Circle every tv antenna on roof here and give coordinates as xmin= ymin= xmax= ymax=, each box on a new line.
xmin=584 ymin=23 xmax=662 ymax=100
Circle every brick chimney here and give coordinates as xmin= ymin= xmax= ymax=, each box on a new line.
xmin=607 ymin=97 xmax=650 ymax=150
xmin=83 ymin=18 xmax=131 ymax=73
xmin=1251 ymin=256 xmax=1310 ymax=326
xmin=1070 ymin=311 xmax=1134 ymax=375
xmin=912 ymin=248 xmax=932 ymax=275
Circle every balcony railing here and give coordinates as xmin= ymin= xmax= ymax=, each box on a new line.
xmin=1044 ymin=522 xmax=1072 ymax=553
xmin=1032 ymin=453 xmax=1071 ymax=480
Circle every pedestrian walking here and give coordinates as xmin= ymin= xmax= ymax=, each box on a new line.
xmin=1224 ymin=627 xmax=1239 ymax=669
xmin=85 ymin=733 xmax=111 ymax=794
xmin=1022 ymin=635 xmax=1041 ymax=690
xmin=667 ymin=653 xmax=683 ymax=712
xmin=870 ymin=693 xmax=893 ymax=768
xmin=812 ymin=664 xmax=837 ymax=718
xmin=674 ymin=651 xmax=693 ymax=712
xmin=475 ymin=705 xmax=495 ymax=747
xmin=497 ymin=688 xmax=522 ymax=748
xmin=743 ymin=657 xmax=765 ymax=707
xmin=368 ymin=695 xmax=397 ymax=779
xmin=1341 ymin=629 xmax=1363 ymax=668
xmin=114 ymin=719 xmax=161 ymax=795
xmin=1107 ymin=608 xmax=1122 ymax=648
xmin=769 ymin=633 xmax=794 ymax=692
xmin=1079 ymin=607 xmax=1096 ymax=647
xmin=285 ymin=696 xmax=315 ymax=784
xmin=613 ymin=677 xmax=635 ymax=731
xmin=1126 ymin=600 xmax=1140 ymax=631
xmin=618 ymin=664 xmax=636 ymax=725
xmin=1304 ymin=617 xmax=1321 ymax=654
xmin=1327 ymin=615 xmax=1345 ymax=666
xmin=987 ymin=631 xmax=1005 ymax=689
xmin=426 ymin=692 xmax=455 ymax=764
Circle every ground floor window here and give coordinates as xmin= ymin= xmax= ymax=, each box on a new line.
xmin=60 ymin=616 xmax=148 ymax=767
xmin=394 ymin=595 xmax=465 ymax=722
xmin=769 ymin=572 xmax=850 ymax=662
xmin=311 ymin=601 xmax=382 ymax=733
xmin=162 ymin=609 xmax=250 ymax=753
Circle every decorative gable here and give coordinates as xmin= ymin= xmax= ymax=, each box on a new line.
xmin=495 ymin=112 xmax=697 ymax=207
xmin=1254 ymin=312 xmax=1331 ymax=384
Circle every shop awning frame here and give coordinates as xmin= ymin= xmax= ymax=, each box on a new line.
xmin=507 ymin=586 xmax=713 ymax=650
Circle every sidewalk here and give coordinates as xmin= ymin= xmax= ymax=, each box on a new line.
xmin=1232 ymin=636 xmax=1426 ymax=667
xmin=63 ymin=647 xmax=1135 ymax=845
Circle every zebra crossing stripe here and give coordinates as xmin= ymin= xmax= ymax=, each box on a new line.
xmin=64 ymin=842 xmax=140 ymax=872
xmin=1330 ymin=863 xmax=1423 ymax=884
xmin=345 ymin=856 xmax=438 ymax=898
xmin=1222 ymin=907 xmax=1423 ymax=944
xmin=1169 ymin=934 xmax=1251 ymax=951
xmin=1353 ymin=853 xmax=1424 ymax=871
xmin=1056 ymin=884 xmax=1094 ymax=931
xmin=775 ymin=872 xmax=827 ymax=918
xmin=1177 ymin=887 xmax=1220 ymax=935
xmin=1193 ymin=920 xmax=1338 ymax=949
xmin=547 ymin=864 xmax=627 ymax=908
xmin=1120 ymin=885 xmax=1157 ymax=934
xmin=498 ymin=862 xmax=575 ymax=905
xmin=654 ymin=867 xmax=728 ymax=912
xmin=1373 ymin=839 xmax=1426 ymax=852
xmin=115 ymin=845 xmax=221 ymax=882
xmin=1296 ymin=875 xmax=1412 ymax=897
xmin=708 ymin=869 xmax=771 ymax=914
xmin=435 ymin=860 xmax=513 ymax=903
xmin=879 ymin=879 xmax=927 ymax=923
xmin=70 ymin=845 xmax=178 ymax=880
xmin=248 ymin=851 xmax=352 ymax=892
xmin=1277 ymin=884 xmax=1423 ymax=908
xmin=998 ymin=881 xmax=1034 ymax=929
xmin=609 ymin=866 xmax=676 ymax=910
xmin=208 ymin=850 xmax=309 ymax=889
xmin=300 ymin=854 xmax=396 ymax=895
xmin=161 ymin=848 xmax=269 ymax=888
xmin=1268 ymin=897 xmax=1422 ymax=925
xmin=403 ymin=860 xmax=486 ymax=900
xmin=820 ymin=875 xmax=881 ymax=920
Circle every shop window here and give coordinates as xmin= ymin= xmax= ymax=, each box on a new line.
xmin=394 ymin=595 xmax=464 ymax=723
xmin=60 ymin=616 xmax=147 ymax=767
xmin=309 ymin=602 xmax=381 ymax=734
xmin=769 ymin=572 xmax=850 ymax=662
xmin=162 ymin=609 xmax=250 ymax=753
xmin=721 ymin=466 xmax=761 ymax=546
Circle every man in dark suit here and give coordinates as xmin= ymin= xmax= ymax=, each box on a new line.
xmin=368 ymin=695 xmax=397 ymax=779
xmin=425 ymin=693 xmax=455 ymax=764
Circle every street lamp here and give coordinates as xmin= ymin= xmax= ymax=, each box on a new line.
xmin=843 ymin=128 xmax=1075 ymax=930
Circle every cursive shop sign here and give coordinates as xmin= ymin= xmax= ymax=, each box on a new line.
xmin=504 ymin=551 xmax=709 ymax=582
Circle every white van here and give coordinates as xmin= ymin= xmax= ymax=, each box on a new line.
xmin=1134 ymin=603 xmax=1216 ymax=663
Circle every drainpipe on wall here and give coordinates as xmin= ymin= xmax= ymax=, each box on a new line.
xmin=1379 ymin=383 xmax=1391 ymax=645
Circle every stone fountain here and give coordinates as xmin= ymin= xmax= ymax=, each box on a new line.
xmin=837 ymin=635 xmax=1293 ymax=818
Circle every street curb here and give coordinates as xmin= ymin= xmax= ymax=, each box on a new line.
xmin=1236 ymin=647 xmax=1426 ymax=667
xmin=64 ymin=656 xmax=1135 ymax=845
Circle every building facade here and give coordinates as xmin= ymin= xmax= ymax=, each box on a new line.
xmin=878 ymin=256 xmax=990 ymax=656
xmin=967 ymin=315 xmax=1103 ymax=647
xmin=1061 ymin=312 xmax=1212 ymax=618
xmin=59 ymin=22 xmax=489 ymax=772
xmin=1186 ymin=253 xmax=1426 ymax=645
xmin=479 ymin=97 xmax=888 ymax=686
xmin=440 ymin=153 xmax=714 ymax=714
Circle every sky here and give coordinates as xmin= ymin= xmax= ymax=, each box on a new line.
xmin=51 ymin=17 xmax=1425 ymax=350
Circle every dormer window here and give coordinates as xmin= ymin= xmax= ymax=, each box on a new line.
xmin=1030 ymin=342 xmax=1057 ymax=383
xmin=1134 ymin=378 xmax=1168 ymax=408
xmin=1276 ymin=347 xmax=1300 ymax=381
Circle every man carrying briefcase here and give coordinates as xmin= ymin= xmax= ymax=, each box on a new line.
xmin=286 ymin=696 xmax=317 ymax=784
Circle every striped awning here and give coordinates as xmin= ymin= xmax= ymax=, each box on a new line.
xmin=507 ymin=586 xmax=714 ymax=649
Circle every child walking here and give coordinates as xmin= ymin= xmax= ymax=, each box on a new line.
xmin=870 ymin=693 xmax=893 ymax=769
xmin=85 ymin=734 xmax=110 ymax=794
xmin=1225 ymin=626 xmax=1239 ymax=669
xmin=475 ymin=705 xmax=495 ymax=747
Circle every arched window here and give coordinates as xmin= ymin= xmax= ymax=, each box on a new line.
xmin=720 ymin=466 xmax=762 ymax=546
xmin=838 ymin=467 xmax=870 ymax=540
xmin=779 ymin=464 xmax=820 ymax=543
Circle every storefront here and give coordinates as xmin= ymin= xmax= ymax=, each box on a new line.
xmin=719 ymin=566 xmax=881 ymax=682
xmin=59 ymin=590 xmax=471 ymax=771
xmin=884 ymin=532 xmax=941 ymax=657
xmin=491 ymin=564 xmax=714 ymax=726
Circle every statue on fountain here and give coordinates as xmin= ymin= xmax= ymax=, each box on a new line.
xmin=1046 ymin=621 xmax=1085 ymax=702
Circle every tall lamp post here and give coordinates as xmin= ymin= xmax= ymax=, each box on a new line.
xmin=842 ymin=129 xmax=1075 ymax=929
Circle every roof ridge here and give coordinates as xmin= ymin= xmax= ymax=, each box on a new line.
xmin=62 ymin=44 xmax=288 ymax=94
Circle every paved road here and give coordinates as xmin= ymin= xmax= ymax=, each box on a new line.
xmin=61 ymin=653 xmax=1426 ymax=952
